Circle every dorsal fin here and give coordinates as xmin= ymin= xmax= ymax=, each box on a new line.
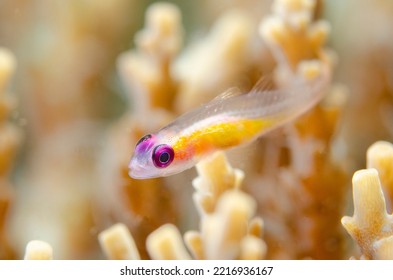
xmin=249 ymin=74 xmax=275 ymax=95
xmin=210 ymin=86 xmax=243 ymax=103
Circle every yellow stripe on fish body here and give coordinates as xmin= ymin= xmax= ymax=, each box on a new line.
xmin=173 ymin=118 xmax=274 ymax=160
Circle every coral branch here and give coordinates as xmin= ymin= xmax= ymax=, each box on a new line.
xmin=374 ymin=236 xmax=393 ymax=259
xmin=260 ymin=0 xmax=330 ymax=72
xmin=342 ymin=168 xmax=393 ymax=259
xmin=367 ymin=141 xmax=393 ymax=205
xmin=188 ymin=152 xmax=267 ymax=260
xmin=0 ymin=124 xmax=21 ymax=176
xmin=174 ymin=11 xmax=254 ymax=113
xmin=2 ymin=0 xmax=389 ymax=261
xmin=98 ymin=223 xmax=140 ymax=260
xmin=0 ymin=47 xmax=19 ymax=260
xmin=239 ymin=235 xmax=267 ymax=260
xmin=183 ymin=231 xmax=204 ymax=260
xmin=99 ymin=2 xmax=182 ymax=260
xmin=248 ymin=217 xmax=264 ymax=238
xmin=146 ymin=224 xmax=191 ymax=260
xmin=118 ymin=2 xmax=182 ymax=111
xmin=201 ymin=190 xmax=257 ymax=259
xmin=192 ymin=152 xmax=244 ymax=215
xmin=250 ymin=0 xmax=348 ymax=260
xmin=133 ymin=152 xmax=267 ymax=260
xmin=24 ymin=240 xmax=53 ymax=260
xmin=0 ymin=48 xmax=16 ymax=94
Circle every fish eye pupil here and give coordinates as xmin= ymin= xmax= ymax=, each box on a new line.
xmin=159 ymin=152 xmax=169 ymax=163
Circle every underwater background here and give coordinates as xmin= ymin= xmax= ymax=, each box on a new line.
xmin=0 ymin=0 xmax=393 ymax=260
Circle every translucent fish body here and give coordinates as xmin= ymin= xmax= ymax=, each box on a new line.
xmin=129 ymin=66 xmax=330 ymax=179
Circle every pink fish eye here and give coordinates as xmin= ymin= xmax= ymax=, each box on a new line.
xmin=152 ymin=144 xmax=174 ymax=168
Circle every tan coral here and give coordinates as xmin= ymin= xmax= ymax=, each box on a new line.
xmin=367 ymin=141 xmax=393 ymax=205
xmin=136 ymin=3 xmax=183 ymax=60
xmin=183 ymin=231 xmax=204 ymax=259
xmin=255 ymin=92 xmax=348 ymax=260
xmin=146 ymin=223 xmax=191 ymax=260
xmin=174 ymin=10 xmax=255 ymax=113
xmin=260 ymin=0 xmax=330 ymax=72
xmin=6 ymin=1 xmax=140 ymax=260
xmin=3 ymin=0 xmax=391 ymax=261
xmin=0 ymin=180 xmax=14 ymax=259
xmin=373 ymin=236 xmax=393 ymax=260
xmin=0 ymin=49 xmax=16 ymax=124
xmin=245 ymin=0 xmax=349 ymax=260
xmin=239 ymin=235 xmax=267 ymax=260
xmin=96 ymin=96 xmax=177 ymax=261
xmin=0 ymin=124 xmax=21 ymax=176
xmin=0 ymin=48 xmax=16 ymax=94
xmin=342 ymin=168 xmax=393 ymax=259
xmin=187 ymin=152 xmax=267 ymax=260
xmin=325 ymin=0 xmax=393 ymax=167
xmin=118 ymin=2 xmax=182 ymax=111
xmin=0 ymin=49 xmax=19 ymax=177
xmin=0 ymin=48 xmax=20 ymax=260
xmin=248 ymin=217 xmax=264 ymax=238
xmin=98 ymin=223 xmax=140 ymax=260
xmin=132 ymin=152 xmax=267 ymax=260
xmin=110 ymin=0 xmax=339 ymax=261
xmin=192 ymin=152 xmax=244 ymax=215
xmin=200 ymin=190 xmax=261 ymax=259
xmin=272 ymin=0 xmax=316 ymax=30
xmin=0 ymin=95 xmax=15 ymax=125
xmin=98 ymin=2 xmax=183 ymax=260
xmin=24 ymin=240 xmax=53 ymax=260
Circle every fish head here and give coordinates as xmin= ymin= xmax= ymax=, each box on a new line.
xmin=128 ymin=133 xmax=192 ymax=179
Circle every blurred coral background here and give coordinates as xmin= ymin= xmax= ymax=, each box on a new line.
xmin=0 ymin=0 xmax=392 ymax=260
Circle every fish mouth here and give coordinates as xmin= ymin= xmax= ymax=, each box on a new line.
xmin=128 ymin=167 xmax=158 ymax=179
xmin=128 ymin=158 xmax=145 ymax=179
xmin=128 ymin=158 xmax=157 ymax=179
xmin=128 ymin=169 xmax=144 ymax=179
xmin=128 ymin=165 xmax=146 ymax=179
